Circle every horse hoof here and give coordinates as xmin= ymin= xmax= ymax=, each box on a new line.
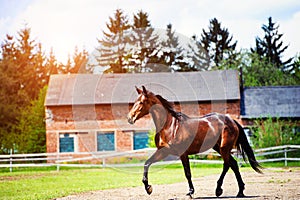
xmin=146 ymin=185 xmax=153 ymax=195
xmin=186 ymin=193 xmax=193 ymax=199
xmin=186 ymin=188 xmax=194 ymax=197
xmin=215 ymin=188 xmax=223 ymax=197
xmin=237 ymin=191 xmax=245 ymax=197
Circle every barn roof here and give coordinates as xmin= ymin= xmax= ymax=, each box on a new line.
xmin=241 ymin=86 xmax=300 ymax=118
xmin=45 ymin=70 xmax=240 ymax=106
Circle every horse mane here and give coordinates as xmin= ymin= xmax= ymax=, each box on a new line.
xmin=155 ymin=95 xmax=189 ymax=121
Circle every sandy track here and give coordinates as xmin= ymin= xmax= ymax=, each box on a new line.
xmin=57 ymin=168 xmax=300 ymax=200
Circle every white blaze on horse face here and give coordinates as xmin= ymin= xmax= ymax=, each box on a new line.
xmin=128 ymin=94 xmax=149 ymax=124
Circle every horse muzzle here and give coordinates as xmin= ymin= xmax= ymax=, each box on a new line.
xmin=127 ymin=115 xmax=136 ymax=124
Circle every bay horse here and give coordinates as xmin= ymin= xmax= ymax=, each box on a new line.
xmin=127 ymin=86 xmax=262 ymax=197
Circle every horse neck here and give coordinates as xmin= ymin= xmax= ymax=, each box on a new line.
xmin=149 ymin=103 xmax=173 ymax=132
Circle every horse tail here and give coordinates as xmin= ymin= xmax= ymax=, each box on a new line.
xmin=234 ymin=120 xmax=263 ymax=174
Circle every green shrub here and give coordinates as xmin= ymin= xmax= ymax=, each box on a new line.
xmin=251 ymin=116 xmax=300 ymax=157
xmin=148 ymin=129 xmax=156 ymax=148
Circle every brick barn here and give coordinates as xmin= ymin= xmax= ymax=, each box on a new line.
xmin=45 ymin=70 xmax=240 ymax=154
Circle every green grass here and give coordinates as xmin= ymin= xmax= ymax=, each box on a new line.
xmin=0 ymin=164 xmax=223 ymax=200
xmin=1 ymin=162 xmax=299 ymax=200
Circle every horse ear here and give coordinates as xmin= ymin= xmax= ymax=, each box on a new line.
xmin=142 ymin=85 xmax=148 ymax=96
xmin=135 ymin=86 xmax=142 ymax=94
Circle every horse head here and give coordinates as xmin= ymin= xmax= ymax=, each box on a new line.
xmin=127 ymin=86 xmax=154 ymax=124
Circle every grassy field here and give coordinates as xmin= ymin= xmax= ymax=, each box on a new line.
xmin=0 ymin=162 xmax=299 ymax=200
xmin=0 ymin=164 xmax=223 ymax=200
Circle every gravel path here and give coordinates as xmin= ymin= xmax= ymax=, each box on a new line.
xmin=57 ymin=168 xmax=300 ymax=200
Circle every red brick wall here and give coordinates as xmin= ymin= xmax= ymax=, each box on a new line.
xmin=46 ymin=131 xmax=57 ymax=153
xmin=116 ymin=130 xmax=132 ymax=151
xmin=174 ymin=100 xmax=240 ymax=118
xmin=46 ymin=100 xmax=240 ymax=153
xmin=78 ymin=132 xmax=96 ymax=152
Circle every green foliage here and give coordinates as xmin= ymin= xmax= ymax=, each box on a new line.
xmin=251 ymin=17 xmax=293 ymax=71
xmin=129 ymin=10 xmax=161 ymax=72
xmin=200 ymin=18 xmax=237 ymax=69
xmin=186 ymin=35 xmax=210 ymax=71
xmin=218 ymin=50 xmax=299 ymax=87
xmin=0 ymin=26 xmax=89 ymax=153
xmin=148 ymin=129 xmax=156 ymax=148
xmin=0 ymin=28 xmax=48 ymax=153
xmin=159 ymin=23 xmax=188 ymax=72
xmin=292 ymin=53 xmax=300 ymax=83
xmin=96 ymin=9 xmax=131 ymax=73
xmin=251 ymin=116 xmax=300 ymax=148
xmin=15 ymin=87 xmax=47 ymax=153
xmin=243 ymin=52 xmax=299 ymax=86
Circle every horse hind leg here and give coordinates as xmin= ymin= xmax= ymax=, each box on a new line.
xmin=213 ymin=145 xmax=230 ymax=197
xmin=216 ymin=143 xmax=246 ymax=197
xmin=229 ymin=156 xmax=245 ymax=197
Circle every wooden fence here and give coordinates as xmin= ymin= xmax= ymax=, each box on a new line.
xmin=0 ymin=145 xmax=299 ymax=172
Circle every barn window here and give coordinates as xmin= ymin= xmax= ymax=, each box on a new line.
xmin=59 ymin=133 xmax=77 ymax=153
xmin=97 ymin=132 xmax=115 ymax=151
xmin=133 ymin=132 xmax=149 ymax=150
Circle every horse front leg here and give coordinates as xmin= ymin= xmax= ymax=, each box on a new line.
xmin=180 ymin=154 xmax=195 ymax=197
xmin=143 ymin=148 xmax=168 ymax=195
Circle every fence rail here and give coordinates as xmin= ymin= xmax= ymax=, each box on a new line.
xmin=0 ymin=145 xmax=299 ymax=172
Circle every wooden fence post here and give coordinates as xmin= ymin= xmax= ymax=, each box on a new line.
xmin=9 ymin=149 xmax=13 ymax=172
xmin=284 ymin=147 xmax=287 ymax=167
xmin=56 ymin=153 xmax=60 ymax=171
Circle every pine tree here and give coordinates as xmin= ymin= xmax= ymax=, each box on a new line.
xmin=251 ymin=17 xmax=293 ymax=71
xmin=292 ymin=54 xmax=300 ymax=83
xmin=159 ymin=23 xmax=188 ymax=72
xmin=186 ymin=35 xmax=209 ymax=71
xmin=0 ymin=34 xmax=20 ymax=153
xmin=0 ymin=27 xmax=49 ymax=153
xmin=46 ymin=48 xmax=59 ymax=75
xmin=129 ymin=10 xmax=159 ymax=72
xmin=16 ymin=27 xmax=40 ymax=100
xmin=96 ymin=9 xmax=131 ymax=73
xmin=60 ymin=47 xmax=89 ymax=74
xmin=200 ymin=18 xmax=237 ymax=69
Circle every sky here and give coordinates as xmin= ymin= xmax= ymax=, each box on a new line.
xmin=0 ymin=0 xmax=299 ymax=64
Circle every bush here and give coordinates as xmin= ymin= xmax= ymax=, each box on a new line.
xmin=148 ymin=129 xmax=156 ymax=148
xmin=251 ymin=116 xmax=300 ymax=157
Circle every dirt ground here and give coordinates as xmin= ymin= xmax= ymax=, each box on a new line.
xmin=57 ymin=168 xmax=300 ymax=200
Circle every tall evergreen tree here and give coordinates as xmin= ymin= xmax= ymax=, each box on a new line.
xmin=16 ymin=27 xmax=47 ymax=100
xmin=0 ymin=35 xmax=20 ymax=153
xmin=129 ymin=10 xmax=159 ymax=72
xmin=251 ymin=17 xmax=293 ymax=71
xmin=159 ymin=24 xmax=188 ymax=72
xmin=46 ymin=48 xmax=59 ymax=75
xmin=96 ymin=9 xmax=131 ymax=73
xmin=186 ymin=35 xmax=209 ymax=71
xmin=61 ymin=47 xmax=89 ymax=74
xmin=200 ymin=18 xmax=237 ymax=69
xmin=292 ymin=54 xmax=300 ymax=83
xmin=0 ymin=27 xmax=49 ymax=153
